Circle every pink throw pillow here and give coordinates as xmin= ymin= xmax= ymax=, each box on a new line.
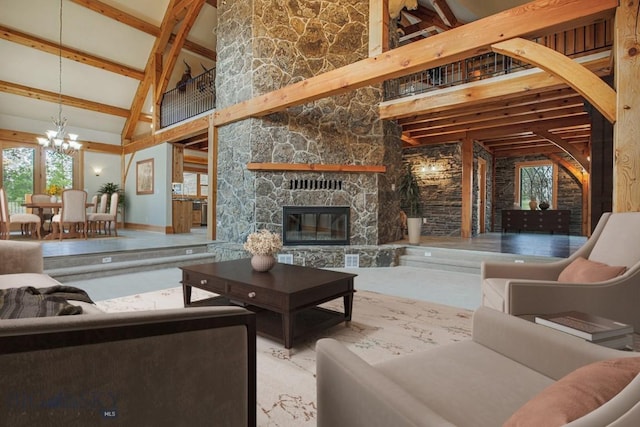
xmin=557 ymin=257 xmax=626 ymax=283
xmin=504 ymin=357 xmax=640 ymax=427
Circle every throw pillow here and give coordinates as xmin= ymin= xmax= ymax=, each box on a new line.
xmin=503 ymin=357 xmax=640 ymax=427
xmin=557 ymin=256 xmax=626 ymax=283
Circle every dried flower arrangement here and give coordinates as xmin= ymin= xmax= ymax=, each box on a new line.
xmin=243 ymin=229 xmax=283 ymax=256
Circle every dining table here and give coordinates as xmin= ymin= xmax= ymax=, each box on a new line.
xmin=23 ymin=201 xmax=96 ymax=240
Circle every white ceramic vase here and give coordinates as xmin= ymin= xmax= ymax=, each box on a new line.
xmin=251 ymin=254 xmax=276 ymax=272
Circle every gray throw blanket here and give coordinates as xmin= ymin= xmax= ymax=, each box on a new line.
xmin=0 ymin=286 xmax=94 ymax=319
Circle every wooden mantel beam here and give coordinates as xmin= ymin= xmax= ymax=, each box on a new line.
xmin=214 ymin=0 xmax=616 ymax=127
xmin=246 ymin=163 xmax=386 ymax=173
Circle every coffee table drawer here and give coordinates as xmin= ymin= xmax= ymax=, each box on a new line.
xmin=183 ymin=271 xmax=226 ymax=293
xmin=227 ymin=282 xmax=281 ymax=308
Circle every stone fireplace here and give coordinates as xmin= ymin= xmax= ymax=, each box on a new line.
xmin=214 ymin=0 xmax=404 ymax=249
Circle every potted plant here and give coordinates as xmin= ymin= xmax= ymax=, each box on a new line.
xmin=98 ymin=182 xmax=125 ymax=209
xmin=398 ymin=164 xmax=423 ymax=245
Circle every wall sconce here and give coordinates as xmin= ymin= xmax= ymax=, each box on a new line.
xmin=93 ymin=167 xmax=102 ymax=176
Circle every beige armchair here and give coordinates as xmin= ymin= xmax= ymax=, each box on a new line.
xmin=482 ymin=212 xmax=640 ymax=331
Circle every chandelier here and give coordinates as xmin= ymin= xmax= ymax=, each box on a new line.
xmin=37 ymin=0 xmax=81 ymax=155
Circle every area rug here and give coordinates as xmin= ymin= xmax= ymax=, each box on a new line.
xmin=97 ymin=288 xmax=473 ymax=426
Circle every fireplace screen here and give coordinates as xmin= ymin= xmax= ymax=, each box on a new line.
xmin=283 ymin=206 xmax=350 ymax=246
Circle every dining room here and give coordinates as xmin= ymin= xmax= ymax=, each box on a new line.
xmin=14 ymin=189 xmax=119 ymax=240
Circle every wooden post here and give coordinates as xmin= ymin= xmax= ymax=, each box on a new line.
xmin=461 ymin=137 xmax=473 ymax=238
xmin=369 ymin=0 xmax=389 ymax=56
xmin=207 ymin=115 xmax=217 ymax=240
xmin=613 ymin=1 xmax=640 ymax=212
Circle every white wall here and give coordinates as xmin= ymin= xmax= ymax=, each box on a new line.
xmin=124 ymin=143 xmax=171 ymax=228
xmin=83 ymin=151 xmax=121 ymax=197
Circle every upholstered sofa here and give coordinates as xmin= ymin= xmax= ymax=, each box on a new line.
xmin=316 ymin=307 xmax=640 ymax=427
xmin=0 ymin=240 xmax=102 ymax=314
xmin=0 ymin=240 xmax=257 ymax=426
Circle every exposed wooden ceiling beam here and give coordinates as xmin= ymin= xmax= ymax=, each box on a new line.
xmin=492 ymin=37 xmax=616 ymax=123
xmin=0 ymin=129 xmax=122 ymax=155
xmin=401 ymin=96 xmax=585 ymax=133
xmin=124 ymin=115 xmax=209 ymax=154
xmin=398 ymin=88 xmax=580 ymax=126
xmin=428 ymin=0 xmax=459 ymax=27
xmin=69 ymin=0 xmax=216 ymax=61
xmin=381 ymin=52 xmax=611 ymax=120
xmin=156 ymin=1 xmax=206 ymax=99
xmin=409 ymin=108 xmax=588 ymax=139
xmin=0 ymin=80 xmax=152 ymax=121
xmin=214 ymin=0 xmax=616 ymax=127
xmin=0 ymin=25 xmax=145 ymax=80
xmin=535 ymin=129 xmax=590 ymax=170
xmin=122 ymin=0 xmax=182 ymax=141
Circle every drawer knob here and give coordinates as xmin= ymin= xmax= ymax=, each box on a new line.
xmin=200 ymin=279 xmax=207 ymax=285
xmin=248 ymin=292 xmax=256 ymax=298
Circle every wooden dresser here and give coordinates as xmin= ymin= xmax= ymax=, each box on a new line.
xmin=502 ymin=209 xmax=570 ymax=234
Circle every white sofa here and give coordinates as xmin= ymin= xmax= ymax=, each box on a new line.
xmin=316 ymin=307 xmax=640 ymax=427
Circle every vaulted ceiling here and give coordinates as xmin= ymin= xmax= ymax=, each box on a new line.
xmin=0 ymin=0 xmax=612 ymax=160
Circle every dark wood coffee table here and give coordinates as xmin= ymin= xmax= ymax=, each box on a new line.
xmin=180 ymin=258 xmax=357 ymax=349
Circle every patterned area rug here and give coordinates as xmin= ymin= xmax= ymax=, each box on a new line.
xmin=97 ymin=288 xmax=473 ymax=426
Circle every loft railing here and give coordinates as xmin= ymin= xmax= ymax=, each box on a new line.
xmin=160 ymin=67 xmax=216 ymax=128
xmin=385 ymin=21 xmax=613 ymax=101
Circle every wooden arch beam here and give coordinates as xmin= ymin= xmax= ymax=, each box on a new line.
xmin=491 ymin=37 xmax=616 ymax=123
xmin=534 ymin=129 xmax=590 ymax=171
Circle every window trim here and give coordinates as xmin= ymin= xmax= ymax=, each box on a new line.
xmin=514 ymin=160 xmax=558 ymax=209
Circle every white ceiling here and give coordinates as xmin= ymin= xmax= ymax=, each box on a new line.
xmin=0 ymin=0 xmax=528 ymax=144
xmin=0 ymin=0 xmax=217 ymax=142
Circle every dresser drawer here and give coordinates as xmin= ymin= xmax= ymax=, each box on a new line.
xmin=182 ymin=271 xmax=226 ymax=293
xmin=227 ymin=282 xmax=282 ymax=309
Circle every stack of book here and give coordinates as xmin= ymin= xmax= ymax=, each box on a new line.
xmin=535 ymin=311 xmax=634 ymax=350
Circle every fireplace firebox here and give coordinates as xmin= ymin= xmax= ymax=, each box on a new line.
xmin=283 ymin=206 xmax=350 ymax=246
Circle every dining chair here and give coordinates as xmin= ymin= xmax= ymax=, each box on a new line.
xmin=88 ymin=193 xmax=108 ymax=235
xmin=51 ymin=189 xmax=88 ymax=240
xmin=86 ymin=195 xmax=98 ymax=235
xmin=31 ymin=194 xmax=55 ymax=232
xmin=0 ymin=187 xmax=41 ymax=239
xmin=89 ymin=192 xmax=119 ymax=236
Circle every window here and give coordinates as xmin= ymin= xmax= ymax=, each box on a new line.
xmin=1 ymin=143 xmax=78 ymax=213
xmin=2 ymin=147 xmax=35 ymax=214
xmin=45 ymin=150 xmax=73 ymax=192
xmin=183 ymin=172 xmax=207 ymax=197
xmin=515 ymin=160 xmax=557 ymax=209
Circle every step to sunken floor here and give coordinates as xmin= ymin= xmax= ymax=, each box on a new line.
xmin=45 ymin=244 xmax=215 ymax=282
xmin=399 ymin=246 xmax=559 ymax=274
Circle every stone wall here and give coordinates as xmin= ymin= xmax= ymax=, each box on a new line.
xmin=494 ymin=154 xmax=584 ymax=235
xmin=215 ymin=0 xmax=402 ymax=245
xmin=401 ymin=142 xmax=495 ymax=237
